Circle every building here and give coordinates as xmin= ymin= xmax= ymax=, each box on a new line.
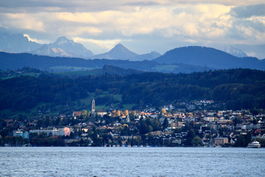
xmin=97 ymin=111 xmax=108 ymax=117
xmin=73 ymin=111 xmax=82 ymax=118
xmin=13 ymin=130 xmax=29 ymax=139
xmin=214 ymin=137 xmax=229 ymax=146
xmin=30 ymin=128 xmax=66 ymax=136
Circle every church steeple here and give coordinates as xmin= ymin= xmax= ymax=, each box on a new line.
xmin=91 ymin=98 xmax=96 ymax=115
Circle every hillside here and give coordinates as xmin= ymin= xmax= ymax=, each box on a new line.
xmin=155 ymin=46 xmax=265 ymax=70
xmin=0 ymin=52 xmax=209 ymax=73
xmin=0 ymin=68 xmax=265 ymax=118
xmin=59 ymin=65 xmax=143 ymax=77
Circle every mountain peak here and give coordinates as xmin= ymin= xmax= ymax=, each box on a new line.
xmin=91 ymin=43 xmax=161 ymax=60
xmin=32 ymin=36 xmax=93 ymax=58
xmin=91 ymin=43 xmax=138 ymax=60
xmin=54 ymin=36 xmax=73 ymax=45
xmin=108 ymin=43 xmax=138 ymax=57
xmin=111 ymin=43 xmax=128 ymax=51
xmin=115 ymin=43 xmax=124 ymax=47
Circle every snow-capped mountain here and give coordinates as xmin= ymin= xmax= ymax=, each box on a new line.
xmin=223 ymin=46 xmax=248 ymax=58
xmin=0 ymin=29 xmax=161 ymax=60
xmin=32 ymin=37 xmax=93 ymax=58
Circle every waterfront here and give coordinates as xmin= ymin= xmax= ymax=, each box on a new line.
xmin=0 ymin=147 xmax=265 ymax=177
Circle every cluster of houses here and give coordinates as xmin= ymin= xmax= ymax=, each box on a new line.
xmin=1 ymin=100 xmax=265 ymax=147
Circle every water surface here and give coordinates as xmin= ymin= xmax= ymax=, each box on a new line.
xmin=0 ymin=147 xmax=264 ymax=177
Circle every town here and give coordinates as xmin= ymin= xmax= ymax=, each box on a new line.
xmin=1 ymin=99 xmax=265 ymax=147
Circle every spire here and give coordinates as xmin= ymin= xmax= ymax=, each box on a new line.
xmin=91 ymin=99 xmax=96 ymax=115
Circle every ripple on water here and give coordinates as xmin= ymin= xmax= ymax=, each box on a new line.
xmin=0 ymin=147 xmax=265 ymax=177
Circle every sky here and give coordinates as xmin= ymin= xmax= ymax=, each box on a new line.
xmin=0 ymin=0 xmax=265 ymax=57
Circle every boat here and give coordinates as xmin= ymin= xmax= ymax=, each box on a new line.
xmin=247 ymin=141 xmax=261 ymax=148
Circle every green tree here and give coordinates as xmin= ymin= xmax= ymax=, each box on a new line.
xmin=192 ymin=136 xmax=203 ymax=147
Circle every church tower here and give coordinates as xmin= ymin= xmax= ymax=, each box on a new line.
xmin=91 ymin=99 xmax=96 ymax=115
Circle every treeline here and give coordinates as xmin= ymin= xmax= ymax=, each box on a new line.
xmin=0 ymin=68 xmax=265 ymax=116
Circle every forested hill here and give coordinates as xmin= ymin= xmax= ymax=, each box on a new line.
xmin=0 ymin=52 xmax=209 ymax=73
xmin=0 ymin=68 xmax=265 ymax=118
xmin=155 ymin=46 xmax=265 ymax=70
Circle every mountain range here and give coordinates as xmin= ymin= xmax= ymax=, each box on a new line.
xmin=31 ymin=36 xmax=94 ymax=59
xmin=0 ymin=29 xmax=265 ymax=73
xmin=0 ymin=30 xmax=160 ymax=61
xmin=0 ymin=45 xmax=264 ymax=73
xmin=0 ymin=29 xmax=253 ymax=61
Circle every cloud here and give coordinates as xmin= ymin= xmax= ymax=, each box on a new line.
xmin=52 ymin=4 xmax=231 ymax=39
xmin=231 ymin=4 xmax=265 ymax=18
xmin=2 ymin=13 xmax=45 ymax=32
xmin=73 ymin=37 xmax=122 ymax=49
xmin=55 ymin=12 xmax=99 ymax=24
xmin=57 ymin=26 xmax=103 ymax=36
xmin=23 ymin=34 xmax=48 ymax=43
xmin=227 ymin=4 xmax=265 ymax=44
xmin=72 ymin=37 xmax=124 ymax=53
xmin=0 ymin=0 xmax=264 ymax=57
xmin=124 ymin=1 xmax=161 ymax=7
xmin=1 ymin=0 xmax=265 ymax=13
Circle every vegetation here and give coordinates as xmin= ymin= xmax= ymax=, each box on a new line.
xmin=0 ymin=68 xmax=265 ymax=118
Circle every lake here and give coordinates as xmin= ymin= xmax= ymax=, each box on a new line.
xmin=0 ymin=147 xmax=264 ymax=177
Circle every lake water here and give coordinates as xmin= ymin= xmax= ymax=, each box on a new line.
xmin=0 ymin=147 xmax=264 ymax=177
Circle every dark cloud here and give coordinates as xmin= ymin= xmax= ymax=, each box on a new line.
xmin=0 ymin=0 xmax=124 ymax=12
xmin=124 ymin=1 xmax=160 ymax=7
xmin=231 ymin=4 xmax=265 ymax=18
xmin=0 ymin=0 xmax=65 ymax=8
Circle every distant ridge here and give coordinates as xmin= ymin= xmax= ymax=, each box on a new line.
xmin=135 ymin=51 xmax=161 ymax=61
xmin=155 ymin=46 xmax=265 ymax=70
xmin=0 ymin=51 xmax=210 ymax=73
xmin=0 ymin=28 xmax=265 ymax=72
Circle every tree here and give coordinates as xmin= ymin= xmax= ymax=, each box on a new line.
xmin=234 ymin=133 xmax=252 ymax=147
xmin=192 ymin=136 xmax=203 ymax=146
xmin=162 ymin=118 xmax=169 ymax=130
